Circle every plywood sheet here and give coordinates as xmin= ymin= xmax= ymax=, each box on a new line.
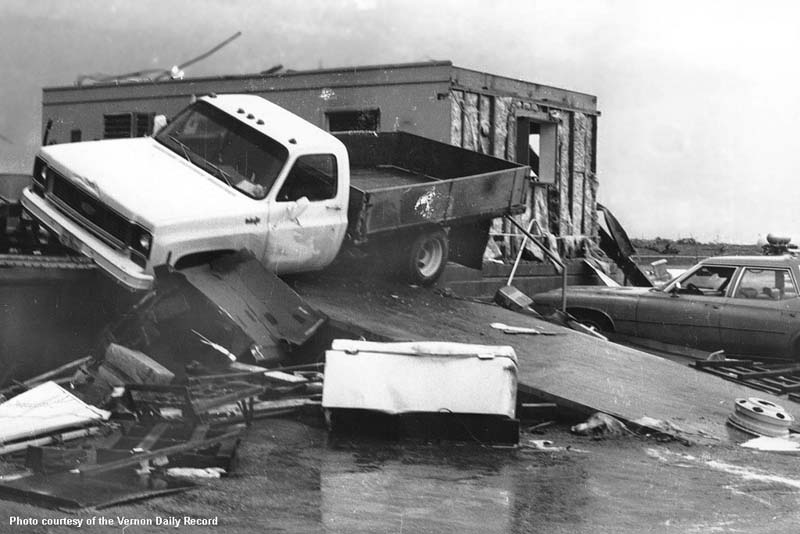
xmin=296 ymin=269 xmax=786 ymax=444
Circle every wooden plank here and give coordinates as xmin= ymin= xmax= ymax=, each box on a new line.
xmin=737 ymin=366 xmax=800 ymax=379
xmin=134 ymin=422 xmax=169 ymax=451
xmin=191 ymin=384 xmax=265 ymax=414
xmin=189 ymin=424 xmax=210 ymax=443
xmin=693 ymin=359 xmax=756 ymax=369
xmin=78 ymin=429 xmax=243 ymax=477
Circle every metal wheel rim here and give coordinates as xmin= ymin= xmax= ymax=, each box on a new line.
xmin=416 ymin=239 xmax=443 ymax=277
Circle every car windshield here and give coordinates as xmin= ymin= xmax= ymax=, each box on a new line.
xmin=668 ymin=264 xmax=737 ymax=296
xmin=155 ymin=101 xmax=288 ymax=199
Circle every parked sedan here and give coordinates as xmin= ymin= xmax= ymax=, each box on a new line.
xmin=533 ymin=255 xmax=800 ymax=359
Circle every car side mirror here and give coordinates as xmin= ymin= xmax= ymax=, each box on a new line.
xmin=152 ymin=114 xmax=167 ymax=136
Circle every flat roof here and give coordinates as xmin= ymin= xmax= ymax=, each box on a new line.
xmin=43 ymin=60 xmax=598 ymax=114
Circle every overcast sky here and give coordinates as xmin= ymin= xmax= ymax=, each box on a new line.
xmin=1 ymin=0 xmax=799 ymax=243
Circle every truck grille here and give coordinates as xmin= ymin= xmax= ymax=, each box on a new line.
xmin=49 ymin=171 xmax=130 ymax=249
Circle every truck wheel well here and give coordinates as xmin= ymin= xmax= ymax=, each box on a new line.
xmin=567 ymin=308 xmax=615 ymax=333
xmin=174 ymin=250 xmax=236 ymax=270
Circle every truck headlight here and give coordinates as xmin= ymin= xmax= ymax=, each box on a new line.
xmin=129 ymin=226 xmax=153 ymax=259
xmin=138 ymin=233 xmax=152 ymax=252
xmin=32 ymin=158 xmax=48 ymax=189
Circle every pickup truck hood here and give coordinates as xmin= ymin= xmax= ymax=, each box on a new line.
xmin=40 ymin=138 xmax=255 ymax=228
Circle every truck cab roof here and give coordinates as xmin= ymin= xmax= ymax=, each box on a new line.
xmin=202 ymin=94 xmax=344 ymax=155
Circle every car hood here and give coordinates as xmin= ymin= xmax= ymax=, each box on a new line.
xmin=40 ymin=138 xmax=255 ymax=228
xmin=534 ymin=285 xmax=655 ymax=302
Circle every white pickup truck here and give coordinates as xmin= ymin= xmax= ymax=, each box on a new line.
xmin=22 ymin=94 xmax=527 ymax=291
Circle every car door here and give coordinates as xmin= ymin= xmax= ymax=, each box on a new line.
xmin=635 ymin=264 xmax=736 ymax=351
xmin=264 ymin=154 xmax=347 ymax=274
xmin=718 ymin=267 xmax=800 ymax=357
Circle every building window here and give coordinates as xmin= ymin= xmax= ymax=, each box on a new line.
xmin=103 ymin=112 xmax=155 ymax=139
xmin=70 ymin=129 xmax=82 ymax=143
xmin=326 ymin=109 xmax=380 ymax=132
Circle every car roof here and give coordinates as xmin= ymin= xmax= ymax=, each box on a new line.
xmin=700 ymin=255 xmax=800 ymax=267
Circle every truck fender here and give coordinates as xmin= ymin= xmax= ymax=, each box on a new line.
xmin=174 ymin=249 xmax=236 ymax=270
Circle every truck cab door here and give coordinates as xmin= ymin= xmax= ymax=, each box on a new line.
xmin=263 ymin=154 xmax=347 ymax=274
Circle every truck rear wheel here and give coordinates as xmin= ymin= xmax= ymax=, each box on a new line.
xmin=405 ymin=229 xmax=449 ymax=285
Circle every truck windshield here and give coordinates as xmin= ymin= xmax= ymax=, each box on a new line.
xmin=155 ymin=101 xmax=288 ymax=199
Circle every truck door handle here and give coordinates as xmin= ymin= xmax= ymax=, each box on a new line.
xmin=326 ymin=205 xmax=342 ymax=211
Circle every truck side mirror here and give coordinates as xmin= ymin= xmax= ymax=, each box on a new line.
xmin=287 ymin=196 xmax=310 ymax=221
xmin=152 ymin=115 xmax=168 ymax=136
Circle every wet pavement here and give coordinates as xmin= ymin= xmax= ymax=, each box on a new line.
xmin=3 ymin=418 xmax=800 ymax=533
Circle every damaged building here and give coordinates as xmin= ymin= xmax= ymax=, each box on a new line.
xmin=39 ymin=60 xmax=599 ymax=259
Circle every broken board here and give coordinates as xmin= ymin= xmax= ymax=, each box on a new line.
xmin=181 ymin=252 xmax=326 ymax=347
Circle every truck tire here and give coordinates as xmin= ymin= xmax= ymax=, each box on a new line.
xmin=405 ymin=229 xmax=449 ymax=285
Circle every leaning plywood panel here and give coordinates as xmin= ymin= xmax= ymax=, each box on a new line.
xmin=322 ymin=340 xmax=517 ymax=419
xmin=0 ymin=382 xmax=109 ymax=444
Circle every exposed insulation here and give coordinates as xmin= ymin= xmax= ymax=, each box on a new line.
xmin=570 ymin=113 xmax=588 ymax=234
xmin=462 ymin=93 xmax=479 ymax=151
xmin=572 ymin=113 xmax=588 ymax=173
xmin=450 ymin=90 xmax=464 ymax=147
xmin=493 ymin=97 xmax=512 ymax=159
xmin=557 ymin=115 xmax=573 ymax=235
xmin=447 ymin=92 xmax=599 ymax=257
xmin=505 ymin=107 xmax=517 ymax=163
xmin=572 ymin=171 xmax=585 ymax=234
xmin=478 ymin=94 xmax=492 ymax=155
xmin=585 ymin=172 xmax=599 ymax=237
xmin=583 ymin=115 xmax=598 ymax=236
xmin=532 ymin=185 xmax=549 ymax=233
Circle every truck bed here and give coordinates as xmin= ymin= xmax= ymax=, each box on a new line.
xmin=349 ymin=165 xmax=438 ymax=190
xmin=336 ymin=132 xmax=528 ymax=242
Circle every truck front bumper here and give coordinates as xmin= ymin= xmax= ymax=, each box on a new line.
xmin=21 ymin=187 xmax=154 ymax=291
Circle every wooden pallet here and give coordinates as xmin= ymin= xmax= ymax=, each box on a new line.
xmin=692 ymin=359 xmax=800 ymax=398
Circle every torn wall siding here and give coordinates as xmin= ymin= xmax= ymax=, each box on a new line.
xmin=449 ymin=90 xmax=598 ymax=255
